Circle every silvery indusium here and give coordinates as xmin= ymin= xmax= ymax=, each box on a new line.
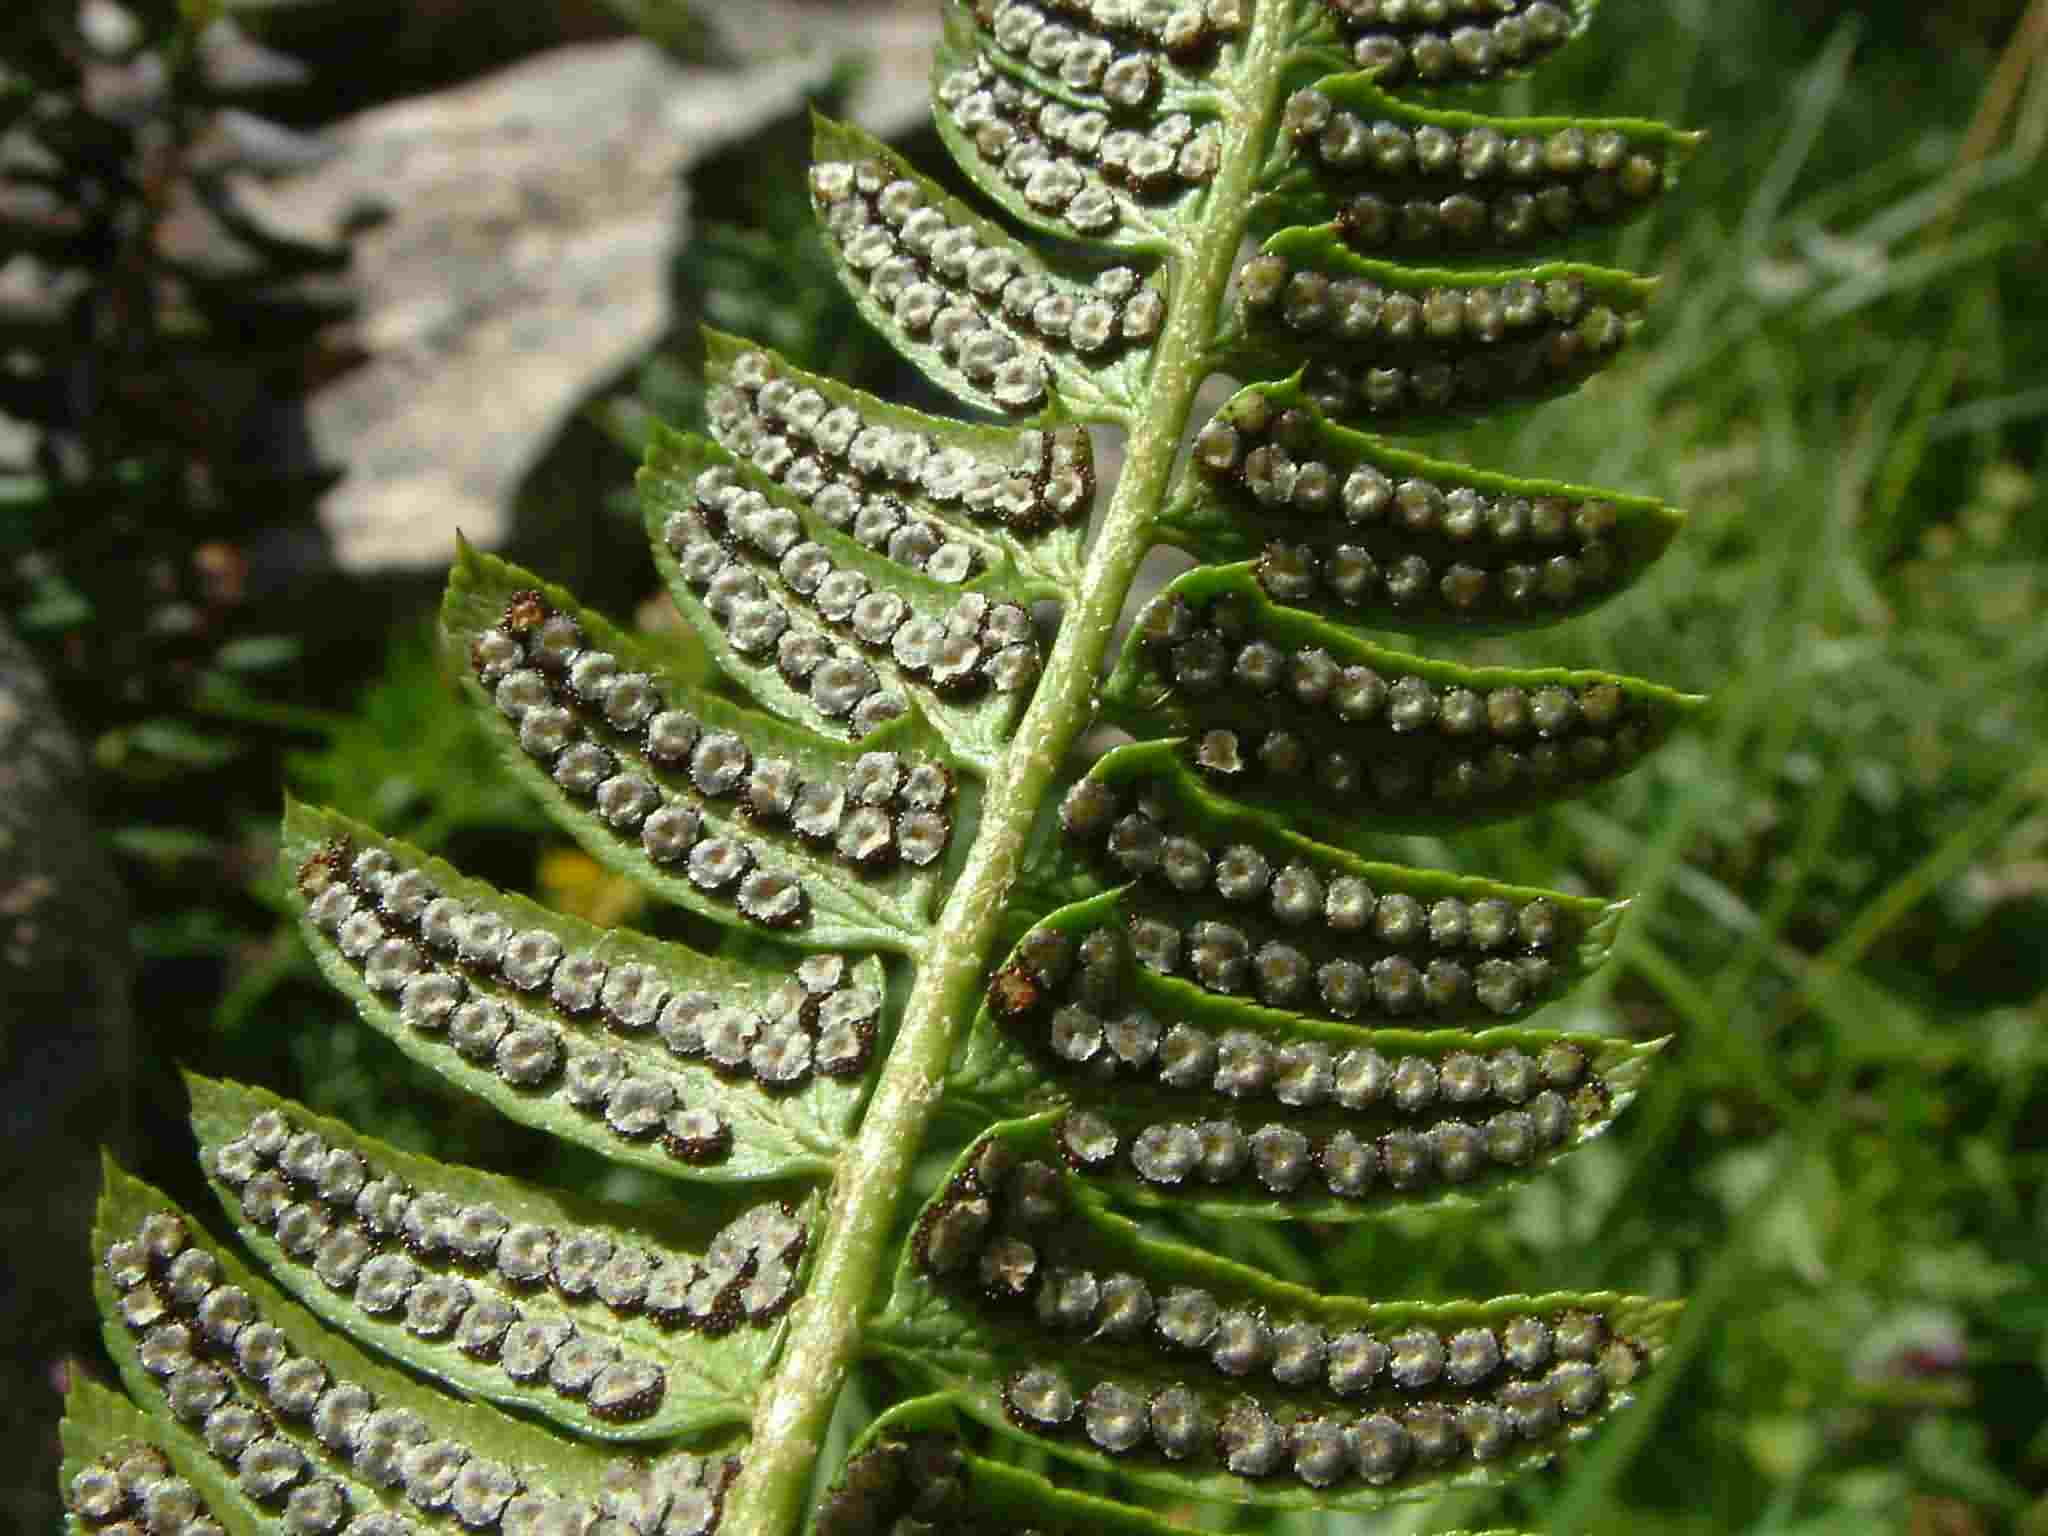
xmin=63 ymin=0 xmax=1707 ymax=1532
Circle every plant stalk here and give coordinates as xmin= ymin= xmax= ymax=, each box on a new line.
xmin=719 ymin=10 xmax=1293 ymax=1532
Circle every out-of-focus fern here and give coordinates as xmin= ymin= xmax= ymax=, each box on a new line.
xmin=61 ymin=1 xmax=1711 ymax=1533
xmin=1 ymin=2 xmax=346 ymax=718
xmin=0 ymin=0 xmax=359 ymax=970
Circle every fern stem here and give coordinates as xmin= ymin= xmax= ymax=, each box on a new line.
xmin=719 ymin=10 xmax=1293 ymax=1533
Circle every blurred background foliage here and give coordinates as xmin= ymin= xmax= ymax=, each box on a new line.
xmin=3 ymin=0 xmax=2044 ymax=1531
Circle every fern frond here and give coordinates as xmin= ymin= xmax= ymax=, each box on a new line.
xmin=64 ymin=0 xmax=1706 ymax=1531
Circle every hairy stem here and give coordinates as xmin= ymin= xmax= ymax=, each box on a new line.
xmin=719 ymin=12 xmax=1292 ymax=1533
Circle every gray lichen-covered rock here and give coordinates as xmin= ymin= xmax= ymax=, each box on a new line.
xmin=0 ymin=622 xmax=134 ymax=1534
xmin=239 ymin=17 xmax=939 ymax=572
xmin=699 ymin=0 xmax=942 ymax=135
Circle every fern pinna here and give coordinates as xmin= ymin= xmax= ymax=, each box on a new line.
xmin=64 ymin=1 xmax=1704 ymax=1533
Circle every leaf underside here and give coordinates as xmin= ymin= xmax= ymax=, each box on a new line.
xmin=65 ymin=0 xmax=1702 ymax=1531
xmin=185 ymin=1073 xmax=809 ymax=1440
xmin=816 ymin=1394 xmax=1547 ymax=1534
xmin=873 ymin=1119 xmax=1678 ymax=1509
xmin=86 ymin=1161 xmax=742 ymax=1536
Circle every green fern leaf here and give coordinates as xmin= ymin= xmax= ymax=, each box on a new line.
xmin=186 ymin=1074 xmax=806 ymax=1437
xmin=90 ymin=1162 xmax=735 ymax=1533
xmin=642 ymin=333 xmax=1087 ymax=768
xmin=1257 ymin=73 xmax=1698 ymax=248
xmin=813 ymin=119 xmax=1165 ymax=424
xmin=443 ymin=547 xmax=956 ymax=947
xmin=1103 ymin=564 xmax=1704 ymax=838
xmin=60 ymin=1378 xmax=254 ymax=1536
xmin=813 ymin=1393 xmax=1213 ymax=1535
xmin=815 ymin=1393 xmax=1555 ymax=1535
xmin=691 ymin=330 xmax=1090 ymax=588
xmin=873 ymin=1120 xmax=1679 ymax=1506
xmin=947 ymin=888 xmax=1662 ymax=1221
xmin=1160 ymin=377 xmax=1685 ymax=632
xmin=1217 ymin=235 xmax=1656 ymax=424
xmin=1289 ymin=0 xmax=1593 ymax=84
xmin=282 ymin=802 xmax=881 ymax=1179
